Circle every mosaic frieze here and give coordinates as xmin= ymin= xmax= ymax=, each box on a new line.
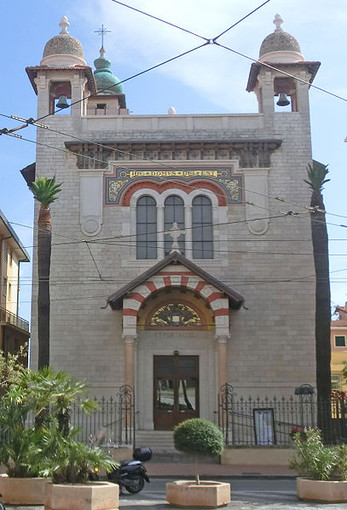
xmin=105 ymin=166 xmax=242 ymax=205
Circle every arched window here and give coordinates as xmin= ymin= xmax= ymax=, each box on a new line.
xmin=136 ymin=196 xmax=157 ymax=259
xmin=150 ymin=303 xmax=202 ymax=328
xmin=164 ymin=195 xmax=185 ymax=256
xmin=192 ymin=196 xmax=213 ymax=259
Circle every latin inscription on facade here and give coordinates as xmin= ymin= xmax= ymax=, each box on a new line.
xmin=105 ymin=167 xmax=242 ymax=205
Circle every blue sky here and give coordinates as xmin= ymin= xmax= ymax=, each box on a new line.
xmin=1 ymin=0 xmax=346 ymax=322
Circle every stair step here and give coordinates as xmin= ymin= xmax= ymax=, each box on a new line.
xmin=134 ymin=431 xmax=219 ymax=463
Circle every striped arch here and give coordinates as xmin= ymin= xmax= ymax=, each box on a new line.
xmin=123 ymin=264 xmax=230 ymax=337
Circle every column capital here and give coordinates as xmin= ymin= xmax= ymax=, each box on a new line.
xmin=215 ymin=334 xmax=230 ymax=344
xmin=122 ymin=334 xmax=137 ymax=343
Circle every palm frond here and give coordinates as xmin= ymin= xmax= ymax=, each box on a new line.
xmin=30 ymin=176 xmax=62 ymax=206
xmin=304 ymin=161 xmax=330 ymax=193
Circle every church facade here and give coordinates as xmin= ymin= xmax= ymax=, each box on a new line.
xmin=25 ymin=15 xmax=320 ymax=431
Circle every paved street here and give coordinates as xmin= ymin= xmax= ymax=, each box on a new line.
xmin=8 ymin=477 xmax=347 ymax=509
xmin=119 ymin=477 xmax=347 ymax=509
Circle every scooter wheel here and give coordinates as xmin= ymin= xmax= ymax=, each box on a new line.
xmin=125 ymin=475 xmax=145 ymax=494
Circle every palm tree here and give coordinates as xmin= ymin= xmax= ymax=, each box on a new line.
xmin=304 ymin=161 xmax=331 ymax=434
xmin=20 ymin=367 xmax=98 ymax=435
xmin=30 ymin=177 xmax=62 ymax=369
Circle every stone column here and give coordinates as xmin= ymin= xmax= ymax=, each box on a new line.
xmin=157 ymin=205 xmax=165 ymax=258
xmin=123 ymin=335 xmax=136 ymax=389
xmin=185 ymin=205 xmax=192 ymax=259
xmin=216 ymin=336 xmax=229 ymax=392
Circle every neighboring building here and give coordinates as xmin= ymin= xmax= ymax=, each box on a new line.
xmin=331 ymin=303 xmax=347 ymax=390
xmin=0 ymin=209 xmax=30 ymax=359
xmin=25 ymin=14 xmax=320 ymax=431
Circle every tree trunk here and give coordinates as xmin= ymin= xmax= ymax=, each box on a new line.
xmin=310 ymin=190 xmax=331 ymax=438
xmin=37 ymin=205 xmax=52 ymax=369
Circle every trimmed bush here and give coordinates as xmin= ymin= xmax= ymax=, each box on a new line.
xmin=174 ymin=418 xmax=224 ymax=458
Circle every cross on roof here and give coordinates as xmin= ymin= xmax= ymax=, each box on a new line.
xmin=94 ymin=24 xmax=111 ymax=49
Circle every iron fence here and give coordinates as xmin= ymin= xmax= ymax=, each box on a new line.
xmin=218 ymin=383 xmax=347 ymax=446
xmin=71 ymin=385 xmax=135 ymax=448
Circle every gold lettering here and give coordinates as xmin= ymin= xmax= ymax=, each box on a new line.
xmin=127 ymin=169 xmax=218 ymax=179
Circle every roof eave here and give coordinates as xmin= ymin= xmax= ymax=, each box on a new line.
xmin=246 ymin=61 xmax=321 ymax=92
xmin=107 ymin=252 xmax=244 ymax=311
xmin=25 ymin=65 xmax=97 ymax=95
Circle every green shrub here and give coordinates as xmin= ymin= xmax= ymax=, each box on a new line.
xmin=40 ymin=428 xmax=116 ymax=484
xmin=0 ymin=361 xmax=110 ymax=481
xmin=174 ymin=418 xmax=224 ymax=457
xmin=290 ymin=428 xmax=347 ymax=481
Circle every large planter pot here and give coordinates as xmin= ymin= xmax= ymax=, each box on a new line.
xmin=166 ymin=480 xmax=231 ymax=508
xmin=0 ymin=474 xmax=49 ymax=504
xmin=45 ymin=481 xmax=119 ymax=510
xmin=297 ymin=478 xmax=347 ymax=503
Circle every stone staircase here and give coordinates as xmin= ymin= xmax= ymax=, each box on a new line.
xmin=135 ymin=430 xmax=176 ymax=461
xmin=135 ymin=430 xmax=218 ymax=463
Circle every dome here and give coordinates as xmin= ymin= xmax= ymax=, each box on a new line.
xmin=94 ymin=48 xmax=123 ymax=95
xmin=41 ymin=17 xmax=86 ymax=67
xmin=259 ymin=14 xmax=304 ymax=63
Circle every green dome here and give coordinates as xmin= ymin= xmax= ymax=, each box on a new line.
xmin=94 ymin=49 xmax=122 ymax=95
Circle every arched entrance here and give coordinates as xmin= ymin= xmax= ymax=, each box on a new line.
xmin=137 ymin=288 xmax=213 ymax=430
xmin=106 ymin=252 xmax=244 ymax=430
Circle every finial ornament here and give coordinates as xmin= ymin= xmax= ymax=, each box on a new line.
xmin=59 ymin=16 xmax=70 ymax=35
xmin=273 ymin=13 xmax=284 ymax=31
xmin=95 ymin=24 xmax=111 ymax=52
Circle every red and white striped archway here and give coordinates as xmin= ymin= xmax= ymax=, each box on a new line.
xmin=107 ymin=252 xmax=244 ymax=392
xmin=123 ymin=264 xmax=230 ymax=338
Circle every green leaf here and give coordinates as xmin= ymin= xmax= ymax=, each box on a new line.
xmin=29 ymin=176 xmax=62 ymax=206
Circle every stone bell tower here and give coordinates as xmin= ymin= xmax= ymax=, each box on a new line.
xmin=247 ymin=14 xmax=320 ymax=119
xmin=26 ymin=16 xmax=97 ymax=119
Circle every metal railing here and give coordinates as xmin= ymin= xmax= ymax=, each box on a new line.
xmin=71 ymin=385 xmax=135 ymax=449
xmin=0 ymin=306 xmax=29 ymax=332
xmin=218 ymin=383 xmax=347 ymax=446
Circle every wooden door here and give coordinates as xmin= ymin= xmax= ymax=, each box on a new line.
xmin=153 ymin=355 xmax=199 ymax=430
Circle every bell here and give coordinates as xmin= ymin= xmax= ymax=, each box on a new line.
xmin=276 ymin=92 xmax=290 ymax=107
xmin=56 ymin=95 xmax=70 ymax=109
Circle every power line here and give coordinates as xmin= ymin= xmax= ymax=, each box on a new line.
xmin=110 ymin=0 xmax=210 ymax=42
xmin=214 ymin=41 xmax=347 ymax=103
xmin=1 ymin=0 xmax=346 ymax=139
xmin=212 ymin=0 xmax=271 ymax=41
xmin=5 ymin=114 xmax=347 ymax=227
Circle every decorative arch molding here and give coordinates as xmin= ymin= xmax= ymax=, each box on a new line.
xmin=129 ymin=185 xmax=221 ymax=208
xmin=107 ymin=252 xmax=244 ymax=337
xmin=106 ymin=252 xmax=244 ymax=396
xmin=137 ymin=288 xmax=215 ymax=331
xmin=123 ymin=271 xmax=230 ymax=338
xmin=122 ymin=179 xmax=227 ymax=206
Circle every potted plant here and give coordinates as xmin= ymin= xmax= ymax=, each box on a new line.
xmin=23 ymin=368 xmax=119 ymax=510
xmin=0 ymin=349 xmax=51 ymax=505
xmin=42 ymin=428 xmax=119 ymax=510
xmin=0 ymin=357 xmax=117 ymax=507
xmin=166 ymin=418 xmax=230 ymax=508
xmin=290 ymin=427 xmax=347 ymax=503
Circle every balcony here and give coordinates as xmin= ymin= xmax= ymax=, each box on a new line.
xmin=0 ymin=307 xmax=29 ymax=333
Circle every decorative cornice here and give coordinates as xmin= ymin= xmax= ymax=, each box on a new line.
xmin=26 ymin=65 xmax=97 ymax=95
xmin=65 ymin=139 xmax=282 ymax=170
xmin=246 ymin=61 xmax=321 ymax=92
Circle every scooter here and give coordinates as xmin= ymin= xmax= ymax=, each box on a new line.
xmin=108 ymin=447 xmax=151 ymax=494
xmin=91 ymin=447 xmax=152 ymax=495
